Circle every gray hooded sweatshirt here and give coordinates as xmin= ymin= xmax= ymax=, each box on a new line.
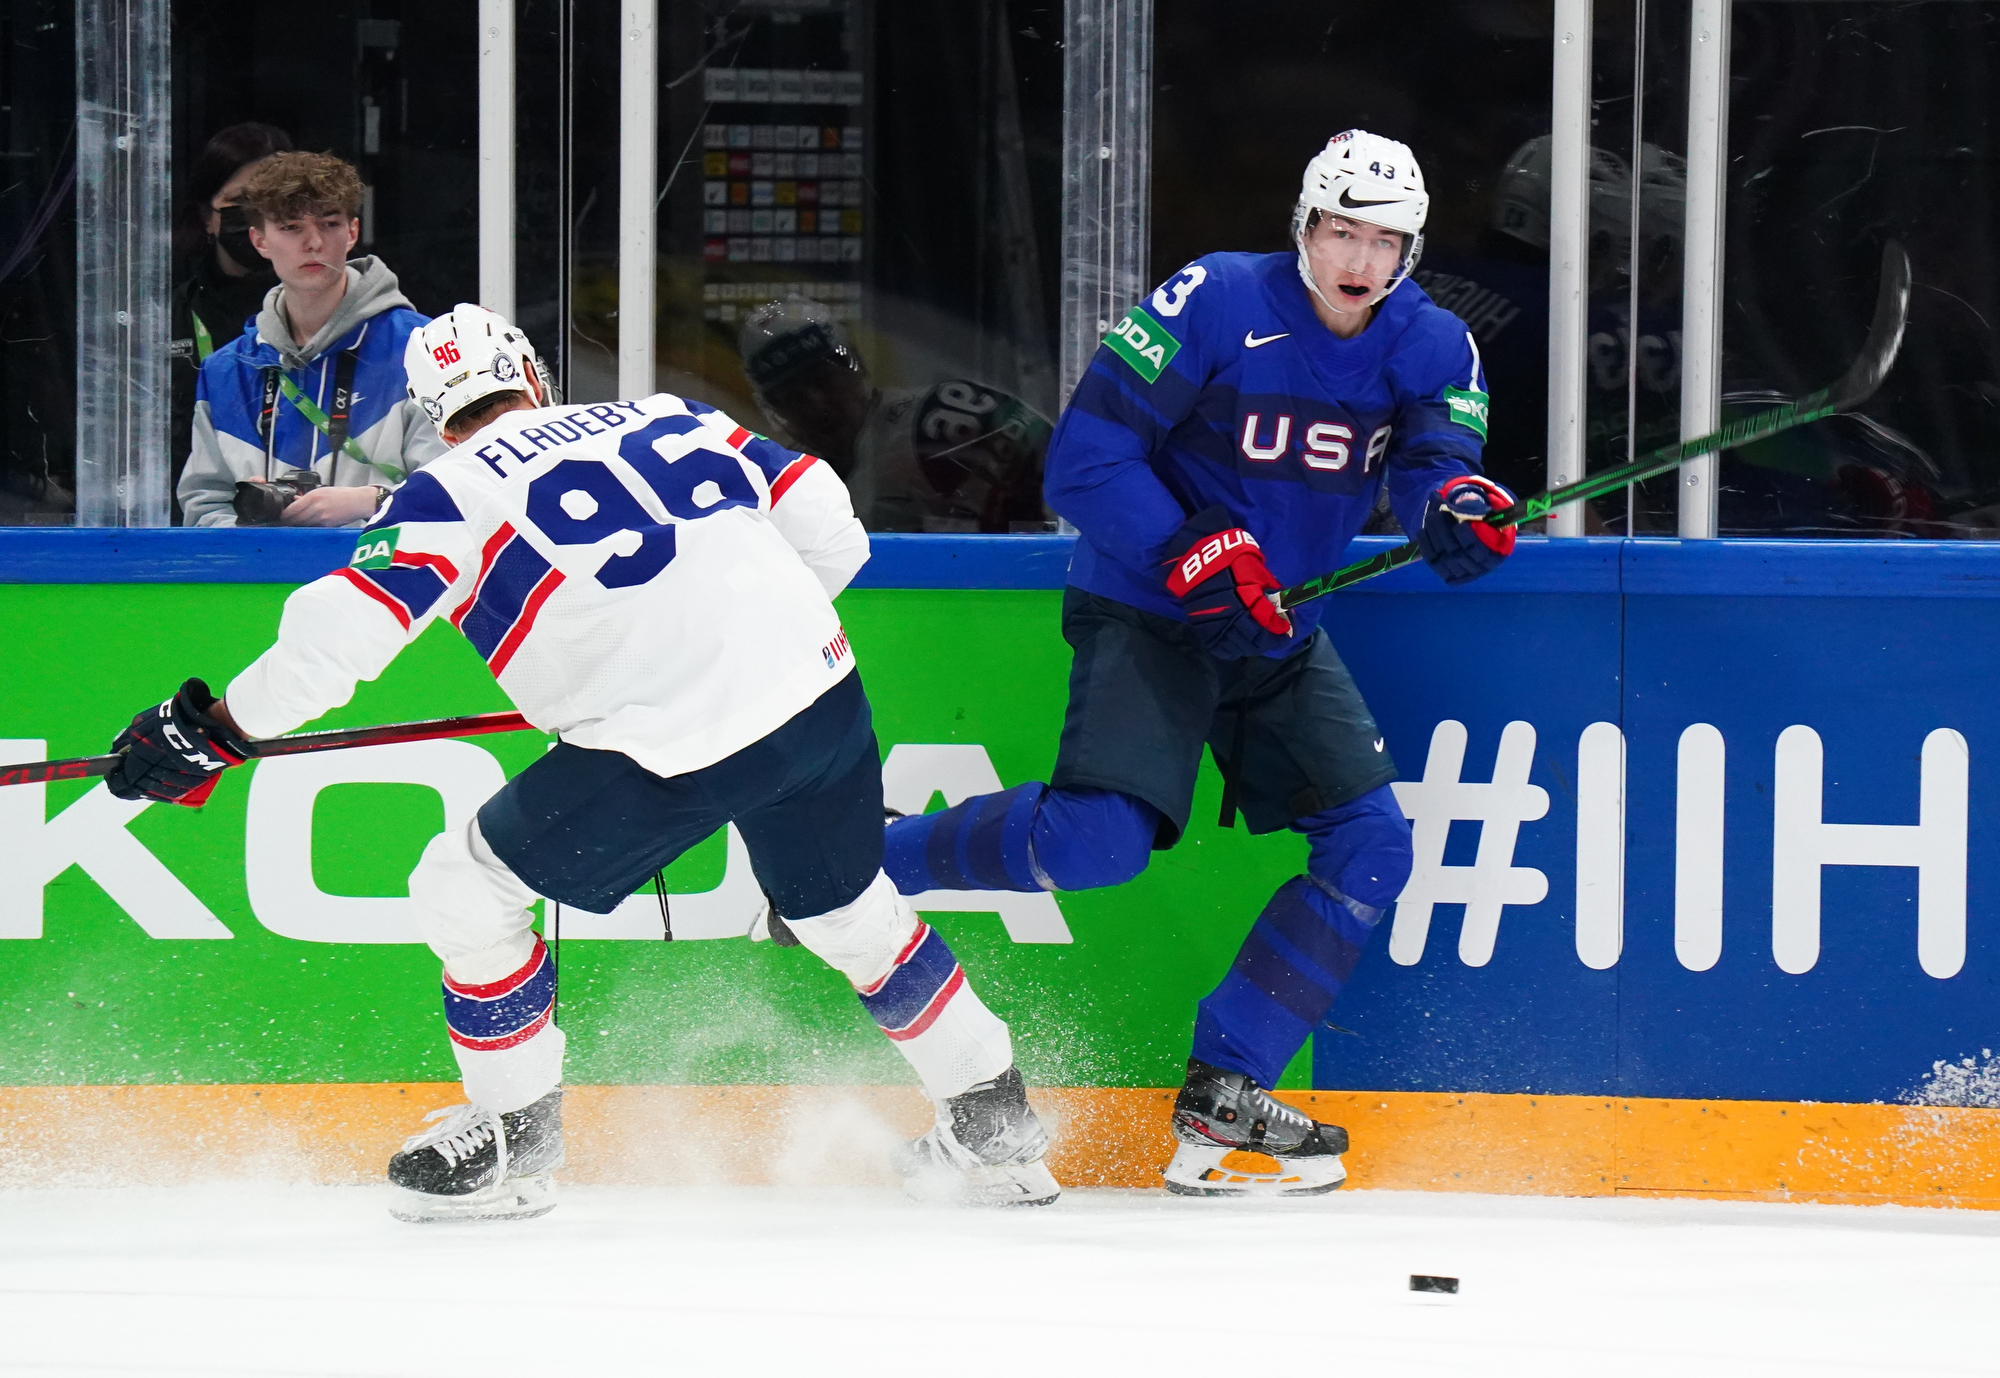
xmin=179 ymin=256 xmax=449 ymax=527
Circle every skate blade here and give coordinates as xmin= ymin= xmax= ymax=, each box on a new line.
xmin=388 ymin=1171 xmax=559 ymax=1223
xmin=902 ymin=1157 xmax=1062 ymax=1208
xmin=1162 ymin=1144 xmax=1347 ymax=1198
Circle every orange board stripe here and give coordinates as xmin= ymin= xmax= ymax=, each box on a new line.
xmin=2 ymin=1085 xmax=1996 ymax=1206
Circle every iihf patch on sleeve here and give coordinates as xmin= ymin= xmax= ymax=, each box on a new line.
xmin=1443 ymin=385 xmax=1490 ymax=441
xmin=350 ymin=527 xmax=401 ymax=570
xmin=1102 ymin=304 xmax=1181 ymax=384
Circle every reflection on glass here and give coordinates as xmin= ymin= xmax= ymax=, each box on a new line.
xmin=1413 ymin=134 xmax=1687 ymax=515
xmin=1716 ymin=2 xmax=2000 ymax=538
xmin=652 ymin=0 xmax=1061 ymax=532
xmin=737 ymin=297 xmax=1049 ymax=531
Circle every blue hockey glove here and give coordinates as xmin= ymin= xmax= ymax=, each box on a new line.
xmin=1417 ymin=475 xmax=1518 ymax=586
xmin=1163 ymin=506 xmax=1295 ymax=659
xmin=105 ymin=678 xmax=251 ymax=808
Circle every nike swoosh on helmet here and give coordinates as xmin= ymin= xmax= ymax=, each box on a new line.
xmin=1338 ymin=188 xmax=1402 ymax=211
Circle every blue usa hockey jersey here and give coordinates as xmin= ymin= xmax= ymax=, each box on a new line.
xmin=1046 ymin=250 xmax=1490 ymax=646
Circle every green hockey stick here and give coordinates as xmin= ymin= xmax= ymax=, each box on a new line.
xmin=1277 ymin=239 xmax=1912 ymax=611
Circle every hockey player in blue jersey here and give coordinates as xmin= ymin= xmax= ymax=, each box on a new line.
xmin=881 ymin=130 xmax=1516 ymax=1195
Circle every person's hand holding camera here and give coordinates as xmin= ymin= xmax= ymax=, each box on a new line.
xmin=276 ymin=483 xmax=381 ymax=527
xmin=233 ymin=476 xmax=383 ymax=527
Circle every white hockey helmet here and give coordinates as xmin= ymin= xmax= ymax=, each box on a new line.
xmin=404 ymin=304 xmax=551 ymax=435
xmin=1292 ymin=129 xmax=1429 ymax=310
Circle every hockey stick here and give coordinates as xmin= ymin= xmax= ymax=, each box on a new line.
xmin=0 ymin=709 xmax=534 ymax=789
xmin=1277 ymin=239 xmax=1913 ymax=610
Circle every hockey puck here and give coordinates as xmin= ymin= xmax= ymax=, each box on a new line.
xmin=1409 ymin=1275 xmax=1459 ymax=1294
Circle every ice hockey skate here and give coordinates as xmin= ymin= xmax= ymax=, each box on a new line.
xmin=897 ymin=1066 xmax=1061 ymax=1207
xmin=387 ymin=1087 xmax=565 ymax=1223
xmin=1163 ymin=1059 xmax=1348 ymax=1197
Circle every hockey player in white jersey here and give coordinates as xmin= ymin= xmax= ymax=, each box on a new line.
xmin=101 ymin=305 xmax=1060 ymax=1218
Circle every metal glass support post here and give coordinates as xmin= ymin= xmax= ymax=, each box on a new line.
xmin=478 ymin=0 xmax=516 ymax=321
xmin=1678 ymin=0 xmax=1730 ymax=538
xmin=618 ymin=0 xmax=658 ymax=400
xmin=74 ymin=0 xmax=170 ymax=527
xmin=1545 ymin=0 xmax=1592 ymax=539
xmin=1058 ymin=0 xmax=1153 ymax=408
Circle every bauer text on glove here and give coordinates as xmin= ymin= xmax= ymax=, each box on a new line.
xmin=104 ymin=678 xmax=253 ymax=807
xmin=1163 ymin=507 xmax=1295 ymax=658
xmin=1416 ymin=475 xmax=1516 ymax=586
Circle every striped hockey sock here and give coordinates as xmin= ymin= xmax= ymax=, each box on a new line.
xmin=441 ymin=934 xmax=566 ymax=1113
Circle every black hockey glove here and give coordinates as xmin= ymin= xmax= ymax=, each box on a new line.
xmin=1162 ymin=506 xmax=1295 ymax=659
xmin=1416 ymin=474 xmax=1518 ymax=586
xmin=105 ymin=678 xmax=253 ymax=808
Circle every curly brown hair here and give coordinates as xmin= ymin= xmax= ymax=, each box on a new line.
xmin=238 ymin=151 xmax=365 ymax=227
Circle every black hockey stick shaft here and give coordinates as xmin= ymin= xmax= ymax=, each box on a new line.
xmin=0 ymin=710 xmax=535 ymax=788
xmin=1277 ymin=240 xmax=1912 ymax=610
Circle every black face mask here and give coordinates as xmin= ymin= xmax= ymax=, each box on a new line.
xmin=213 ymin=205 xmax=264 ymax=275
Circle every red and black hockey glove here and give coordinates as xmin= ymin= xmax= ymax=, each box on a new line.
xmin=1417 ymin=474 xmax=1518 ymax=586
xmin=104 ymin=678 xmax=252 ymax=808
xmin=1163 ymin=506 xmax=1295 ymax=659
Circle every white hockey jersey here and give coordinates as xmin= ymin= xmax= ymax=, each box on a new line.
xmin=226 ymin=392 xmax=871 ymax=779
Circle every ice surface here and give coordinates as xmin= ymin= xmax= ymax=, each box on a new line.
xmin=1 ymin=1185 xmax=1996 ymax=1376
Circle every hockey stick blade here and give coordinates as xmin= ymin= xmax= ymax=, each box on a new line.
xmin=0 ymin=710 xmax=535 ymax=789
xmin=1278 ymin=240 xmax=1912 ymax=610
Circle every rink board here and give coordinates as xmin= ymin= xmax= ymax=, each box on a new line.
xmin=3 ymin=531 xmax=2000 ymax=1199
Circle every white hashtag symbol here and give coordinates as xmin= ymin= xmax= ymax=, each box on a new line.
xmin=1388 ymin=720 xmax=1549 ymax=967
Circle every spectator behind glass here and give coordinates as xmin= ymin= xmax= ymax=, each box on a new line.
xmin=170 ymin=123 xmax=293 ymax=523
xmin=737 ymin=298 xmax=1051 ymax=533
xmin=179 ymin=151 xmax=447 ymax=528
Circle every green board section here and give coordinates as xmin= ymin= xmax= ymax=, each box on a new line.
xmin=0 ymin=585 xmax=1312 ymax=1090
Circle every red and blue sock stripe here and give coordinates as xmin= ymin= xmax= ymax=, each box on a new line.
xmin=856 ymin=923 xmax=964 ymax=1042
xmin=442 ymin=935 xmax=557 ymax=1052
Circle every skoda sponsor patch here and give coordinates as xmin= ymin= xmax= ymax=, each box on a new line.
xmin=350 ymin=527 xmax=401 ymax=570
xmin=1103 ymin=305 xmax=1181 ymax=384
xmin=1443 ymin=385 xmax=1490 ymax=441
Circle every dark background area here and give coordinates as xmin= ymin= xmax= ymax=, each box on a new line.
xmin=171 ymin=0 xmax=480 ymax=319
xmin=0 ymin=0 xmax=77 ymax=522
xmin=1717 ymin=2 xmax=2000 ymax=536
xmin=1152 ymin=2 xmax=1557 ymax=275
xmin=8 ymin=2 xmax=1997 ymax=532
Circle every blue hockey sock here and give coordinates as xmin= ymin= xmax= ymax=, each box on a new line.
xmin=1191 ymin=876 xmax=1376 ymax=1088
xmin=1190 ymin=785 xmax=1411 ymax=1087
xmin=884 ymin=783 xmax=1047 ymax=892
xmin=882 ymin=784 xmax=1160 ymax=895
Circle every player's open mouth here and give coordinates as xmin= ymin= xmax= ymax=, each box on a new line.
xmin=1337 ymin=284 xmax=1370 ymax=297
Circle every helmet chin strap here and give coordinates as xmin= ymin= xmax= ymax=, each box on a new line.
xmin=1294 ymin=241 xmax=1391 ymax=318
